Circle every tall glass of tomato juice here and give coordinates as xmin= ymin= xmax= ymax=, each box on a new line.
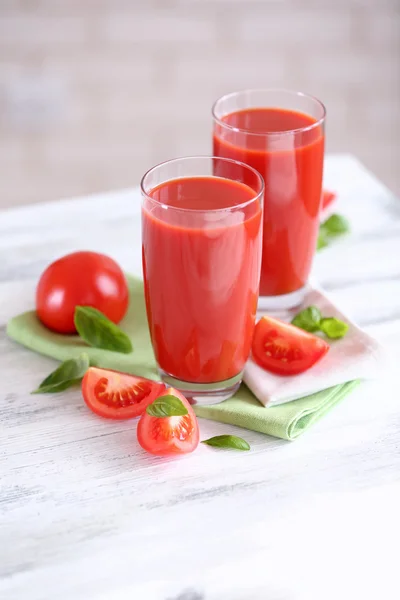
xmin=141 ymin=156 xmax=264 ymax=405
xmin=213 ymin=89 xmax=326 ymax=310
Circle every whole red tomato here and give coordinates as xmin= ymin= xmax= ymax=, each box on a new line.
xmin=36 ymin=251 xmax=129 ymax=334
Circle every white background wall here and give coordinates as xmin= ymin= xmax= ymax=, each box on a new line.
xmin=0 ymin=0 xmax=399 ymax=208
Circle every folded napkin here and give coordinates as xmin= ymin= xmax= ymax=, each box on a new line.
xmin=7 ymin=275 xmax=365 ymax=441
xmin=194 ymin=380 xmax=359 ymax=440
xmin=244 ymin=286 xmax=385 ymax=407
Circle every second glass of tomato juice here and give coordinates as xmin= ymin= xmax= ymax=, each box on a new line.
xmin=141 ymin=156 xmax=264 ymax=404
xmin=213 ymin=89 xmax=326 ymax=310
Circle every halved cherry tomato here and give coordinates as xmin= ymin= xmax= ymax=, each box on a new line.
xmin=137 ymin=387 xmax=199 ymax=456
xmin=252 ymin=316 xmax=329 ymax=375
xmin=82 ymin=367 xmax=165 ymax=419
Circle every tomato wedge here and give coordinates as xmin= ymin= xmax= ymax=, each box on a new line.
xmin=137 ymin=387 xmax=199 ymax=456
xmin=82 ymin=367 xmax=165 ymax=419
xmin=322 ymin=190 xmax=336 ymax=212
xmin=252 ymin=316 xmax=329 ymax=375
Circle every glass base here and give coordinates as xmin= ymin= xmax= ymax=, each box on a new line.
xmin=158 ymin=369 xmax=243 ymax=406
xmin=258 ymin=284 xmax=309 ymax=312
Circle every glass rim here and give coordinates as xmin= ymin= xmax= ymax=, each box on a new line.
xmin=212 ymin=88 xmax=326 ymax=137
xmin=140 ymin=155 xmax=264 ymax=214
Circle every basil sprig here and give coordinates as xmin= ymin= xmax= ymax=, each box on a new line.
xmin=317 ymin=213 xmax=350 ymax=250
xmin=32 ymin=353 xmax=89 ymax=394
xmin=146 ymin=394 xmax=188 ymax=417
xmin=74 ymin=306 xmax=132 ymax=354
xmin=201 ymin=435 xmax=250 ymax=451
xmin=291 ymin=306 xmax=349 ymax=340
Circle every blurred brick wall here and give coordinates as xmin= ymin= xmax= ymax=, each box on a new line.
xmin=0 ymin=0 xmax=399 ymax=208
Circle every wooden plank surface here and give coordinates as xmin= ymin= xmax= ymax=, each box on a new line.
xmin=1 ymin=155 xmax=399 ymax=600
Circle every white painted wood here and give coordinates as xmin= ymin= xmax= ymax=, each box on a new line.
xmin=1 ymin=155 xmax=399 ymax=600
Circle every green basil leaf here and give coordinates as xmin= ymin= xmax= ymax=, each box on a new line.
xmin=146 ymin=394 xmax=188 ymax=417
xmin=291 ymin=306 xmax=322 ymax=332
xmin=317 ymin=213 xmax=350 ymax=251
xmin=316 ymin=231 xmax=329 ymax=251
xmin=74 ymin=306 xmax=133 ymax=354
xmin=320 ymin=317 xmax=349 ymax=339
xmin=32 ymin=353 xmax=90 ymax=394
xmin=322 ymin=213 xmax=350 ymax=237
xmin=201 ymin=435 xmax=250 ymax=451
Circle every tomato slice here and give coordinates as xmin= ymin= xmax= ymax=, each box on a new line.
xmin=252 ymin=316 xmax=329 ymax=375
xmin=82 ymin=367 xmax=165 ymax=420
xmin=137 ymin=387 xmax=199 ymax=456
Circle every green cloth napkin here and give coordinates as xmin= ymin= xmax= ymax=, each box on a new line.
xmin=7 ymin=275 xmax=358 ymax=441
xmin=194 ymin=381 xmax=358 ymax=440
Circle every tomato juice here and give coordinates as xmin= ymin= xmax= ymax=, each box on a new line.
xmin=213 ymin=106 xmax=325 ymax=297
xmin=142 ymin=174 xmax=263 ymax=384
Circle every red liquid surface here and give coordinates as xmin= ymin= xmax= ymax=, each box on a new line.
xmin=142 ymin=176 xmax=262 ymax=383
xmin=213 ymin=107 xmax=324 ymax=296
